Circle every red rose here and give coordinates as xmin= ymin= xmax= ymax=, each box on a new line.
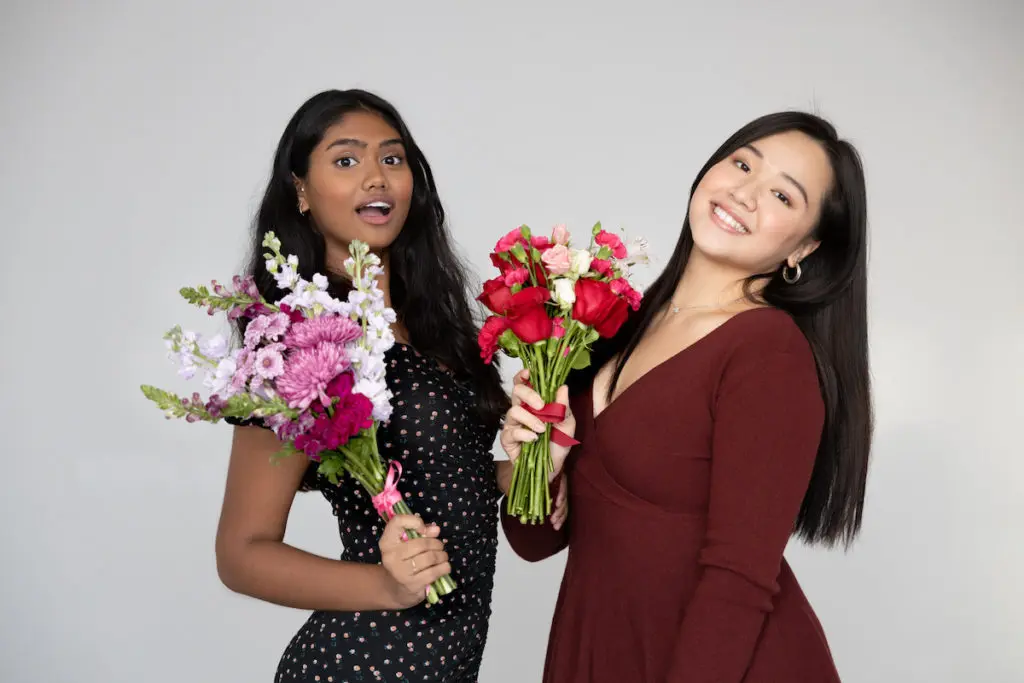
xmin=478 ymin=316 xmax=510 ymax=364
xmin=506 ymin=286 xmax=553 ymax=344
xmin=477 ymin=276 xmax=514 ymax=314
xmin=573 ymin=278 xmax=629 ymax=338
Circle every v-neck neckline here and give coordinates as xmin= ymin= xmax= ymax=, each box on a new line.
xmin=590 ymin=308 xmax=769 ymax=424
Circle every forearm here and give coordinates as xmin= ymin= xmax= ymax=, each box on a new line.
xmin=495 ymin=460 xmax=513 ymax=496
xmin=499 ymin=475 xmax=568 ymax=562
xmin=217 ymin=539 xmax=400 ymax=612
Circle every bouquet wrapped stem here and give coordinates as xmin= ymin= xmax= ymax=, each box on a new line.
xmin=332 ymin=423 xmax=457 ymax=604
xmin=141 ymin=234 xmax=456 ymax=605
xmin=477 ymin=222 xmax=648 ymax=525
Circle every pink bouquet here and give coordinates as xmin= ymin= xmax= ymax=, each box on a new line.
xmin=140 ymin=233 xmax=456 ymax=603
xmin=478 ymin=222 xmax=648 ymax=524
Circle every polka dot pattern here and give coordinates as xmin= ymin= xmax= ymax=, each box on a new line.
xmin=275 ymin=343 xmax=500 ymax=682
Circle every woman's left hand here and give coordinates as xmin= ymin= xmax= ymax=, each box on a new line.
xmin=550 ymin=475 xmax=569 ymax=531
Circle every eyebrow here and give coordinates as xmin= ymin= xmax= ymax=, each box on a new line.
xmin=325 ymin=137 xmax=404 ymax=151
xmin=743 ymin=143 xmax=809 ymax=205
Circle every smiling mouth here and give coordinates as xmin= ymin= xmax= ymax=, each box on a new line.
xmin=712 ymin=204 xmax=750 ymax=234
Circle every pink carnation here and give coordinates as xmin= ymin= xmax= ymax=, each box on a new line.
xmin=276 ymin=342 xmax=351 ymax=410
xmin=285 ymin=316 xmax=362 ymax=350
xmin=495 ymin=227 xmax=527 ymax=253
xmin=610 ymin=278 xmax=643 ymax=311
xmin=504 ymin=267 xmax=530 ymax=287
xmin=590 ymin=258 xmax=614 ymax=278
xmin=595 ymin=230 xmax=628 ymax=259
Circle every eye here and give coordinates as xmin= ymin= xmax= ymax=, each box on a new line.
xmin=382 ymin=154 xmax=405 ymax=166
xmin=334 ymin=156 xmax=357 ymax=168
xmin=733 ymin=158 xmax=751 ymax=173
xmin=773 ymin=190 xmax=791 ymax=206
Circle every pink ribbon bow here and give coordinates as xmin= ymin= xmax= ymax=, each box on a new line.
xmin=371 ymin=461 xmax=404 ymax=519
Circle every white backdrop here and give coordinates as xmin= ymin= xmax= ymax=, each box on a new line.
xmin=2 ymin=1 xmax=1022 ymax=681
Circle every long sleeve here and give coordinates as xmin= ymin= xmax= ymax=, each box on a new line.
xmin=500 ymin=475 xmax=569 ymax=562
xmin=665 ymin=341 xmax=825 ymax=682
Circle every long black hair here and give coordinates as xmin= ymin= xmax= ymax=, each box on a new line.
xmin=239 ymin=89 xmax=508 ymax=427
xmin=580 ymin=111 xmax=872 ymax=547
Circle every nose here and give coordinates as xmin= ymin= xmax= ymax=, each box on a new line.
xmin=362 ymin=158 xmax=388 ymax=191
xmin=730 ymin=177 xmax=758 ymax=211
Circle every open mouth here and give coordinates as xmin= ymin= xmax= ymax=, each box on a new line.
xmin=356 ymin=200 xmax=393 ymax=219
xmin=711 ymin=204 xmax=750 ymax=234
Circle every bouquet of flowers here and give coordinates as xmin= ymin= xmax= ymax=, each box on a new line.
xmin=478 ymin=222 xmax=648 ymax=524
xmin=140 ymin=233 xmax=456 ymax=604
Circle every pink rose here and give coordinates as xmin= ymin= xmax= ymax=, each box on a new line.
xmin=541 ymin=244 xmax=572 ymax=275
xmin=551 ymin=224 xmax=570 ymax=245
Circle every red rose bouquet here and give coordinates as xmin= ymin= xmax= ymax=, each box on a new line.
xmin=478 ymin=222 xmax=648 ymax=523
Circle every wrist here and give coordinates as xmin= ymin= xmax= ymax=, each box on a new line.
xmin=372 ymin=564 xmax=406 ymax=610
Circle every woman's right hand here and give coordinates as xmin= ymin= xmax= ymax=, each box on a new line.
xmin=377 ymin=514 xmax=450 ymax=609
xmin=500 ymin=369 xmax=576 ymax=481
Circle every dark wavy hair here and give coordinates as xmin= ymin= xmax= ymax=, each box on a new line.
xmin=576 ymin=111 xmax=872 ymax=548
xmin=238 ymin=89 xmax=508 ymax=427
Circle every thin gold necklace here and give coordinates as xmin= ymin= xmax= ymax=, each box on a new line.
xmin=668 ymin=295 xmax=747 ymax=314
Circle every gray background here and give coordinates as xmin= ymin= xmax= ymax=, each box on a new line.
xmin=2 ymin=1 xmax=1022 ymax=681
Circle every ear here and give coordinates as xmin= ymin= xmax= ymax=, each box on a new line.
xmin=292 ymin=174 xmax=309 ymax=214
xmin=788 ymin=239 xmax=821 ymax=268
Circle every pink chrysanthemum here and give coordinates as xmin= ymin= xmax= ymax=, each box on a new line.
xmin=244 ymin=315 xmax=271 ymax=348
xmin=255 ymin=345 xmax=285 ymax=379
xmin=275 ymin=341 xmax=350 ymax=410
xmin=264 ymin=312 xmax=291 ymax=341
xmin=285 ymin=316 xmax=362 ymax=350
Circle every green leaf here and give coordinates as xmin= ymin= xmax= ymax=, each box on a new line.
xmin=571 ymin=348 xmax=592 ymax=370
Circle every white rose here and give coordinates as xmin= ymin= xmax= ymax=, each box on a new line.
xmin=570 ymin=249 xmax=593 ymax=276
xmin=552 ymin=278 xmax=576 ymax=308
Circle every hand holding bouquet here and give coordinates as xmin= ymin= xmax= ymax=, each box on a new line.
xmin=478 ymin=222 xmax=648 ymax=524
xmin=140 ymin=233 xmax=456 ymax=604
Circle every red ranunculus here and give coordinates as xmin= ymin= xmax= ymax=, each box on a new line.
xmin=477 ymin=276 xmax=514 ymax=314
xmin=506 ymin=286 xmax=553 ymax=344
xmin=478 ymin=315 xmax=510 ymax=364
xmin=573 ymin=278 xmax=629 ymax=338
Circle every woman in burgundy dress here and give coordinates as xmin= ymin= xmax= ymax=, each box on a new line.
xmin=500 ymin=111 xmax=872 ymax=682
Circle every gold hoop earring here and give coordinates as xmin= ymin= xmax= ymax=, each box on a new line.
xmin=782 ymin=262 xmax=802 ymax=284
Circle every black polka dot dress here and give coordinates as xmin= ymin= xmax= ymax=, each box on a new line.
xmin=273 ymin=343 xmax=501 ymax=682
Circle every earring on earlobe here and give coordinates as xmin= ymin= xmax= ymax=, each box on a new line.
xmin=782 ymin=261 xmax=802 ymax=284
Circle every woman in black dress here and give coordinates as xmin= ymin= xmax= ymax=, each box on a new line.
xmin=215 ymin=89 xmax=553 ymax=681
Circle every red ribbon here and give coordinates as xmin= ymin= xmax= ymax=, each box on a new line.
xmin=522 ymin=402 xmax=580 ymax=447
xmin=371 ymin=461 xmax=403 ymax=519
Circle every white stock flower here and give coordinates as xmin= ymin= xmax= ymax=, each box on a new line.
xmin=312 ymin=273 xmax=329 ymax=290
xmin=199 ymin=334 xmax=228 ymax=360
